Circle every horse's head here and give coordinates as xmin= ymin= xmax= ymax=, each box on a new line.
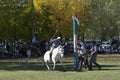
xmin=58 ymin=45 xmax=64 ymax=57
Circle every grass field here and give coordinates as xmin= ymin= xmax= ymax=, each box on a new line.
xmin=0 ymin=54 xmax=120 ymax=80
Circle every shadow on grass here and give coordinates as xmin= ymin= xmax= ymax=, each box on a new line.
xmin=0 ymin=61 xmax=74 ymax=71
xmin=0 ymin=62 xmax=46 ymax=71
xmin=0 ymin=61 xmax=120 ymax=72
xmin=89 ymin=64 xmax=120 ymax=71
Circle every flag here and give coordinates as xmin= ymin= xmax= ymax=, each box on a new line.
xmin=72 ymin=15 xmax=80 ymax=25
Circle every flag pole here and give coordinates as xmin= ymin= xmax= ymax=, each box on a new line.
xmin=72 ymin=15 xmax=79 ymax=70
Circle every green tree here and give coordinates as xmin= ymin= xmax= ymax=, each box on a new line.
xmin=0 ymin=0 xmax=32 ymax=41
xmin=88 ymin=0 xmax=120 ymax=40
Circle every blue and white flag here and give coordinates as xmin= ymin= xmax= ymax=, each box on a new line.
xmin=72 ymin=15 xmax=80 ymax=25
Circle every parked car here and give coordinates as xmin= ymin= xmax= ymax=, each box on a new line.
xmin=99 ymin=41 xmax=111 ymax=53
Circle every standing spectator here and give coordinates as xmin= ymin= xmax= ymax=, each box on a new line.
xmin=32 ymin=35 xmax=39 ymax=47
xmin=89 ymin=41 xmax=101 ymax=70
xmin=32 ymin=35 xmax=38 ymax=44
xmin=16 ymin=44 xmax=20 ymax=57
xmin=6 ymin=42 xmax=10 ymax=53
xmin=45 ymin=41 xmax=50 ymax=51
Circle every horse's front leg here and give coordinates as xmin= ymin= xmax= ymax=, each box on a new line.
xmin=52 ymin=59 xmax=56 ymax=70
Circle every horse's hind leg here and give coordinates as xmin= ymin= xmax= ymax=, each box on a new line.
xmin=45 ymin=62 xmax=50 ymax=70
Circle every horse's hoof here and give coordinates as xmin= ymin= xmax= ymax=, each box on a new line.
xmin=52 ymin=68 xmax=55 ymax=70
xmin=47 ymin=68 xmax=50 ymax=70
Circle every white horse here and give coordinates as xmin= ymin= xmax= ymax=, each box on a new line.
xmin=44 ymin=45 xmax=64 ymax=70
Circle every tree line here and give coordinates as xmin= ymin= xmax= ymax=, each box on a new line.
xmin=0 ymin=0 xmax=119 ymax=42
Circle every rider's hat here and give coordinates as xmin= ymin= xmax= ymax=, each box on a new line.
xmin=57 ymin=37 xmax=61 ymax=39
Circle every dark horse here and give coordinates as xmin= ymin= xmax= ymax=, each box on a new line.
xmin=18 ymin=41 xmax=46 ymax=64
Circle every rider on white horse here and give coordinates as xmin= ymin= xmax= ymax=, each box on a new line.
xmin=44 ymin=37 xmax=63 ymax=70
xmin=49 ymin=37 xmax=62 ymax=54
